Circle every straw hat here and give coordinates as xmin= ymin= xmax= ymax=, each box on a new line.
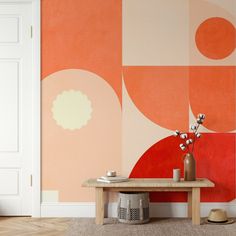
xmin=204 ymin=209 xmax=234 ymax=225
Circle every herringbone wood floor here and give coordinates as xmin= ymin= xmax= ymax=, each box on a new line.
xmin=0 ymin=217 xmax=71 ymax=236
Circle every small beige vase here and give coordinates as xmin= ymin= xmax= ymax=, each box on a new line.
xmin=184 ymin=153 xmax=196 ymax=181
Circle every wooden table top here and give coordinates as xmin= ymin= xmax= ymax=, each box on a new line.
xmin=82 ymin=178 xmax=215 ymax=188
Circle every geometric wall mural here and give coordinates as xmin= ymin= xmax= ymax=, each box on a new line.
xmin=42 ymin=0 xmax=236 ymax=203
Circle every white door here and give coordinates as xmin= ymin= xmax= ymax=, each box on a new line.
xmin=0 ymin=3 xmax=33 ymax=215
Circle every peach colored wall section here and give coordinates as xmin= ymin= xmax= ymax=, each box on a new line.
xmin=42 ymin=70 xmax=121 ymax=201
xmin=123 ymin=0 xmax=189 ymax=66
xmin=206 ymin=0 xmax=236 ymax=16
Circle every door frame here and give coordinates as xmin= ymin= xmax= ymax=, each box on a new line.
xmin=31 ymin=0 xmax=41 ymax=218
xmin=0 ymin=0 xmax=41 ymax=217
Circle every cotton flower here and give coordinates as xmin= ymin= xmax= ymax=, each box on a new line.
xmin=174 ymin=113 xmax=205 ymax=153
xmin=198 ymin=113 xmax=205 ymax=120
xmin=186 ymin=139 xmax=193 ymax=145
xmin=180 ymin=143 xmax=186 ymax=151
xmin=197 ymin=118 xmax=203 ymax=124
xmin=180 ymin=133 xmax=188 ymax=139
xmin=190 ymin=125 xmax=197 ymax=131
xmin=195 ymin=132 xmax=201 ymax=138
xmin=173 ymin=130 xmax=181 ymax=137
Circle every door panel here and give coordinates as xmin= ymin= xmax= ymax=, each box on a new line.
xmin=0 ymin=169 xmax=19 ymax=195
xmin=0 ymin=60 xmax=19 ymax=152
xmin=0 ymin=3 xmax=32 ymax=215
xmin=0 ymin=16 xmax=19 ymax=43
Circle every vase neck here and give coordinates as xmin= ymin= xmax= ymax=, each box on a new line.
xmin=186 ymin=152 xmax=194 ymax=156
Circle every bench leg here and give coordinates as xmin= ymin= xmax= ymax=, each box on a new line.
xmin=95 ymin=187 xmax=104 ymax=225
xmin=187 ymin=191 xmax=192 ymax=218
xmin=192 ymin=187 xmax=200 ymax=225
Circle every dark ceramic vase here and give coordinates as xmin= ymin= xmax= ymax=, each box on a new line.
xmin=184 ymin=153 xmax=196 ymax=181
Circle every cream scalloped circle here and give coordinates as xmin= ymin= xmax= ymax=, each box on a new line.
xmin=52 ymin=90 xmax=92 ymax=130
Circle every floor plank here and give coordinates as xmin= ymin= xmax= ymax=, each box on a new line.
xmin=0 ymin=217 xmax=71 ymax=236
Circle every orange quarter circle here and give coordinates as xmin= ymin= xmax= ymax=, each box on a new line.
xmin=123 ymin=66 xmax=189 ymax=131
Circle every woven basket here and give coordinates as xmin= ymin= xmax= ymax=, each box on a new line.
xmin=117 ymin=192 xmax=149 ymax=224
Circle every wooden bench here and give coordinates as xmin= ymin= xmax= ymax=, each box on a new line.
xmin=82 ymin=178 xmax=215 ymax=225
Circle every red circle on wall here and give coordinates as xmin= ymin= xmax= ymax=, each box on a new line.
xmin=195 ymin=17 xmax=235 ymax=59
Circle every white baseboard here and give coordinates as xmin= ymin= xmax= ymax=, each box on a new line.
xmin=41 ymin=202 xmax=236 ymax=217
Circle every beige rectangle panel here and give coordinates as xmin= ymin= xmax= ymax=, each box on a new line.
xmin=206 ymin=0 xmax=236 ymax=16
xmin=0 ymin=169 xmax=19 ymax=195
xmin=0 ymin=16 xmax=19 ymax=43
xmin=123 ymin=0 xmax=189 ymax=65
xmin=0 ymin=61 xmax=19 ymax=152
xmin=42 ymin=191 xmax=59 ymax=203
